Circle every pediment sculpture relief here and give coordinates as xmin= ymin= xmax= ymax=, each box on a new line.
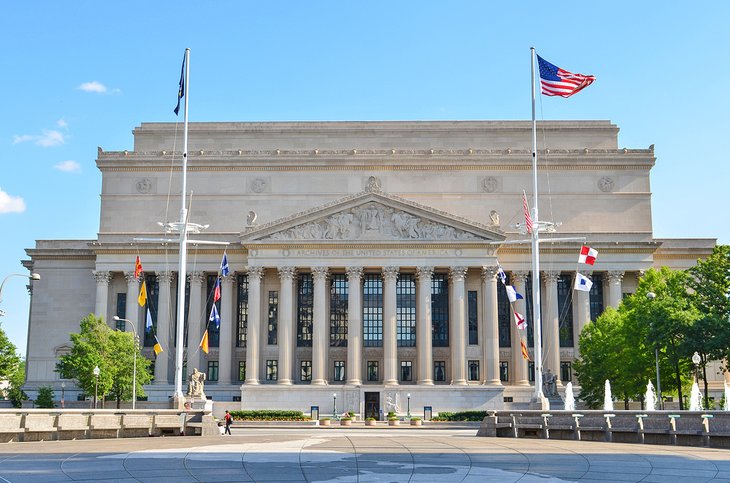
xmin=268 ymin=202 xmax=478 ymax=241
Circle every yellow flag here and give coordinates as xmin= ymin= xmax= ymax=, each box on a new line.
xmin=200 ymin=331 xmax=209 ymax=354
xmin=138 ymin=280 xmax=147 ymax=307
xmin=153 ymin=335 xmax=163 ymax=356
xmin=521 ymin=339 xmax=530 ymax=360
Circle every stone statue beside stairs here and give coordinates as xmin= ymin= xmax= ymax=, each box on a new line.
xmin=187 ymin=368 xmax=206 ymax=399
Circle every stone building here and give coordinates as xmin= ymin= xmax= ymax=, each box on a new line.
xmin=23 ymin=121 xmax=718 ymax=415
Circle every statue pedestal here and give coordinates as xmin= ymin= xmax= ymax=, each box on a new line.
xmin=528 ymin=393 xmax=551 ymax=410
xmin=185 ymin=398 xmax=213 ymax=412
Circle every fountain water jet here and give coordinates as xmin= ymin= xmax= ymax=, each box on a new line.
xmin=645 ymin=381 xmax=657 ymax=411
xmin=724 ymin=382 xmax=730 ymax=411
xmin=689 ymin=381 xmax=702 ymax=411
xmin=564 ymin=382 xmax=575 ymax=411
xmin=604 ymin=380 xmax=614 ymax=411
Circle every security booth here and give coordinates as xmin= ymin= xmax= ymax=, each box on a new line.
xmin=423 ymin=406 xmax=433 ymax=421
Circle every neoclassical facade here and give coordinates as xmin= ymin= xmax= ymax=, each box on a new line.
xmin=23 ymin=121 xmax=717 ymax=414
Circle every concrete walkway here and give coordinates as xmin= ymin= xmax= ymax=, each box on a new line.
xmin=1 ymin=427 xmax=729 ymax=482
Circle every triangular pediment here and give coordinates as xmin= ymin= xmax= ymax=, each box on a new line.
xmin=241 ymin=189 xmax=505 ymax=243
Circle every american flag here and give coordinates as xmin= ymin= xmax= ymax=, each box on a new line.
xmin=537 ymin=54 xmax=595 ymax=98
xmin=522 ymin=190 xmax=533 ymax=234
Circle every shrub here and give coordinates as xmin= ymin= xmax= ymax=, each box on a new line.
xmin=35 ymin=386 xmax=55 ymax=408
xmin=341 ymin=417 xmax=351 ymax=421
xmin=387 ymin=411 xmax=396 ymax=418
xmin=388 ymin=416 xmax=399 ymax=421
xmin=366 ymin=417 xmax=376 ymax=421
xmin=229 ymin=410 xmax=308 ymax=421
xmin=410 ymin=417 xmax=421 ymax=421
xmin=430 ymin=411 xmax=487 ymax=422
xmin=348 ymin=411 xmax=355 ymax=417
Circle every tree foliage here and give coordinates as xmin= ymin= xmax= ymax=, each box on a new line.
xmin=35 ymin=386 xmax=55 ymax=408
xmin=57 ymin=314 xmax=152 ymax=408
xmin=0 ymin=323 xmax=24 ymax=406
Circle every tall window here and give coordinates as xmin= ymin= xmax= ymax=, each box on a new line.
xmin=367 ymin=361 xmax=379 ymax=382
xmin=236 ymin=274 xmax=249 ymax=347
xmin=589 ymin=275 xmax=604 ymax=321
xmin=396 ymin=274 xmax=416 ymax=347
xmin=143 ymin=274 xmax=159 ymax=347
xmin=206 ymin=275 xmax=221 ymax=347
xmin=266 ymin=360 xmax=278 ymax=381
xmin=557 ymin=274 xmax=574 ymax=347
xmin=333 ymin=361 xmax=345 ymax=382
xmin=431 ymin=274 xmax=449 ymax=347
xmin=300 ymin=361 xmax=312 ymax=382
xmin=207 ymin=361 xmax=219 ymax=382
xmin=434 ymin=361 xmax=446 ymax=382
xmin=115 ymin=293 xmax=127 ymax=331
xmin=267 ymin=290 xmax=278 ymax=345
xmin=528 ymin=361 xmax=535 ymax=382
xmin=363 ymin=274 xmax=383 ymax=347
xmin=497 ymin=274 xmax=511 ymax=347
xmin=297 ymin=273 xmax=313 ymax=347
xmin=400 ymin=361 xmax=412 ymax=381
xmin=499 ymin=361 xmax=509 ymax=382
xmin=330 ymin=274 xmax=348 ymax=347
xmin=468 ymin=290 xmax=478 ymax=345
xmin=561 ymin=361 xmax=572 ymax=383
xmin=468 ymin=360 xmax=480 ymax=381
xmin=238 ymin=361 xmax=246 ymax=381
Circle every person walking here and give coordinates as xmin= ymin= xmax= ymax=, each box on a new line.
xmin=224 ymin=410 xmax=233 ymax=435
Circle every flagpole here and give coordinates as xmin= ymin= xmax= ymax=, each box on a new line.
xmin=530 ymin=47 xmax=546 ymax=406
xmin=174 ymin=47 xmax=191 ymax=407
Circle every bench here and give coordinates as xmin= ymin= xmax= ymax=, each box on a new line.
xmin=121 ymin=413 xmax=153 ymax=437
xmin=701 ymin=414 xmax=730 ymax=448
xmin=56 ymin=413 xmax=89 ymax=440
xmin=573 ymin=414 xmax=608 ymax=442
xmin=510 ymin=413 xmax=545 ymax=438
xmin=22 ymin=413 xmax=57 ymax=441
xmin=152 ymin=414 xmax=183 ymax=436
xmin=0 ymin=414 xmax=24 ymax=442
xmin=542 ymin=413 xmax=577 ymax=440
xmin=476 ymin=412 xmax=513 ymax=437
xmin=90 ymin=414 xmax=121 ymax=438
xmin=668 ymin=414 xmax=707 ymax=446
xmin=605 ymin=413 xmax=642 ymax=444
xmin=640 ymin=413 xmax=671 ymax=445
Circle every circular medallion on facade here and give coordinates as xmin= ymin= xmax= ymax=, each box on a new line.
xmin=249 ymin=249 xmax=258 ymax=257
xmin=454 ymin=248 xmax=463 ymax=257
xmin=136 ymin=178 xmax=152 ymax=194
xmin=250 ymin=178 xmax=267 ymax=193
xmin=598 ymin=176 xmax=615 ymax=192
xmin=282 ymin=249 xmax=290 ymax=257
xmin=482 ymin=176 xmax=498 ymax=193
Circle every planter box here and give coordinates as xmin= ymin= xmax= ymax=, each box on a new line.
xmin=340 ymin=419 xmax=352 ymax=426
xmin=410 ymin=419 xmax=422 ymax=426
xmin=320 ymin=419 xmax=331 ymax=426
xmin=365 ymin=420 xmax=377 ymax=426
xmin=388 ymin=419 xmax=400 ymax=426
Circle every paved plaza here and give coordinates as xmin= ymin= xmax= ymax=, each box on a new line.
xmin=1 ymin=427 xmax=730 ymax=482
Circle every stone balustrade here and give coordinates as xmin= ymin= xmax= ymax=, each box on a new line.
xmin=0 ymin=409 xmax=218 ymax=443
xmin=477 ymin=410 xmax=730 ymax=448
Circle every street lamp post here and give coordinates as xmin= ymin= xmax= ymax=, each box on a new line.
xmin=407 ymin=393 xmax=411 ymax=419
xmin=93 ymin=365 xmax=100 ymax=409
xmin=113 ymin=316 xmax=138 ymax=409
xmin=692 ymin=351 xmax=701 ymax=384
xmin=646 ymin=292 xmax=663 ymax=410
xmin=61 ymin=382 xmax=65 ymax=409
xmin=0 ymin=273 xmax=41 ymax=307
xmin=333 ymin=393 xmax=337 ymax=420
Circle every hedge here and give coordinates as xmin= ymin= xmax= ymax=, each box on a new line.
xmin=229 ymin=410 xmax=309 ymax=421
xmin=431 ymin=411 xmax=487 ymax=422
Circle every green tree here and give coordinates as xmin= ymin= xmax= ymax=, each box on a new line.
xmin=0 ymin=323 xmax=25 ymax=406
xmin=35 ymin=386 xmax=55 ymax=408
xmin=57 ymin=314 xmax=152 ymax=408
xmin=686 ymin=245 xmax=730 ymax=407
xmin=6 ymin=361 xmax=27 ymax=407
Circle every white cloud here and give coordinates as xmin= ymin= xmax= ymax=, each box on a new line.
xmin=0 ymin=187 xmax=26 ymax=214
xmin=13 ymin=129 xmax=65 ymax=147
xmin=12 ymin=134 xmax=35 ymax=144
xmin=54 ymin=160 xmax=81 ymax=172
xmin=57 ymin=118 xmax=68 ymax=129
xmin=79 ymin=81 xmax=107 ymax=93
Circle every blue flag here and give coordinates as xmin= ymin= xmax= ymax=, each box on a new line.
xmin=209 ymin=304 xmax=220 ymax=329
xmin=220 ymin=252 xmax=229 ymax=277
xmin=145 ymin=308 xmax=153 ymax=333
xmin=173 ymin=54 xmax=185 ymax=115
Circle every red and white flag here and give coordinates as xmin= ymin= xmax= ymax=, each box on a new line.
xmin=522 ymin=190 xmax=533 ymax=234
xmin=578 ymin=245 xmax=598 ymax=265
xmin=514 ymin=312 xmax=527 ymax=330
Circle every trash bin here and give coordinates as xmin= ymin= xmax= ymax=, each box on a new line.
xmin=311 ymin=406 xmax=319 ymax=421
xmin=423 ymin=406 xmax=433 ymax=421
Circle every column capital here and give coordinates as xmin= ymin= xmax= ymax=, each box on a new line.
xmin=312 ymin=266 xmax=329 ymax=281
xmin=346 ymin=266 xmax=363 ymax=279
xmin=541 ymin=271 xmax=561 ymax=284
xmin=511 ymin=271 xmax=529 ymax=284
xmin=247 ymin=266 xmax=265 ymax=280
xmin=449 ymin=266 xmax=468 ymax=282
xmin=157 ymin=271 xmax=175 ymax=285
xmin=605 ymin=270 xmax=625 ymax=284
xmin=188 ymin=271 xmax=205 ymax=285
xmin=481 ymin=266 xmax=499 ymax=281
xmin=382 ymin=266 xmax=399 ymax=282
xmin=278 ymin=266 xmax=297 ymax=281
xmin=221 ymin=273 xmax=236 ymax=285
xmin=416 ymin=266 xmax=434 ymax=281
xmin=93 ymin=270 xmax=112 ymax=285
xmin=124 ymin=271 xmax=138 ymax=284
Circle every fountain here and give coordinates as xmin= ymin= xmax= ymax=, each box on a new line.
xmin=564 ymin=382 xmax=575 ymax=411
xmin=689 ymin=381 xmax=703 ymax=411
xmin=603 ymin=380 xmax=614 ymax=411
xmin=645 ymin=381 xmax=657 ymax=411
xmin=724 ymin=382 xmax=730 ymax=411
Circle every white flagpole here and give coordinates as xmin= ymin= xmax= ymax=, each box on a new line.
xmin=530 ymin=47 xmax=546 ymax=405
xmin=174 ymin=48 xmax=191 ymax=406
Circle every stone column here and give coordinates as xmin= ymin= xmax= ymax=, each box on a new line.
xmin=186 ymin=271 xmax=205 ymax=375
xmin=382 ymin=266 xmax=399 ymax=386
xmin=245 ymin=267 xmax=264 ymax=385
xmin=511 ymin=271 xmax=530 ymax=385
xmin=416 ymin=266 xmax=434 ymax=385
xmin=606 ymin=271 xmax=624 ymax=308
xmin=218 ymin=273 xmax=235 ymax=385
xmin=155 ymin=271 xmax=174 ymax=384
xmin=449 ymin=266 xmax=468 ymax=385
xmin=277 ymin=267 xmax=296 ymax=385
xmin=311 ymin=267 xmax=329 ymax=385
xmin=124 ymin=271 xmax=140 ymax=335
xmin=542 ymin=271 xmax=561 ymax=386
xmin=346 ymin=266 xmax=363 ymax=385
xmin=93 ymin=271 xmax=112 ymax=321
xmin=481 ymin=266 xmax=501 ymax=386
xmin=574 ymin=272 xmax=592 ymax=360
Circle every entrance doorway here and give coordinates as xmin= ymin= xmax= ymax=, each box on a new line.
xmin=364 ymin=392 xmax=380 ymax=420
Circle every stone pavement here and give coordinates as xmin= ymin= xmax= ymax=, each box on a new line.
xmin=1 ymin=427 xmax=730 ymax=482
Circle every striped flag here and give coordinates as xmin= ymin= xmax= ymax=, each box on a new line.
xmin=537 ymin=54 xmax=595 ymax=98
xmin=213 ymin=278 xmax=221 ymax=303
xmin=521 ymin=339 xmax=530 ymax=360
xmin=522 ymin=190 xmax=533 ymax=233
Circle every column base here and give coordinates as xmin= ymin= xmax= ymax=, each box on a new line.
xmin=277 ymin=379 xmax=293 ymax=385
xmin=244 ymin=379 xmax=260 ymax=385
xmin=451 ymin=379 xmax=468 ymax=386
xmin=311 ymin=379 xmax=327 ymax=386
xmin=383 ymin=379 xmax=399 ymax=386
xmin=346 ymin=379 xmax=362 ymax=386
xmin=417 ymin=379 xmax=434 ymax=385
xmin=515 ymin=379 xmax=531 ymax=386
xmin=484 ymin=379 xmax=502 ymax=386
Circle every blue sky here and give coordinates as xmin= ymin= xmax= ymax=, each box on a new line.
xmin=1 ymin=2 xmax=728 ymax=357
